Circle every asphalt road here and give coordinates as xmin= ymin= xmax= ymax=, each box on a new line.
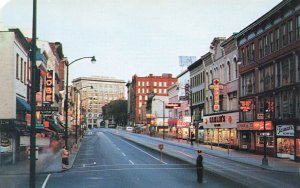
xmin=39 ymin=128 xmax=242 ymax=188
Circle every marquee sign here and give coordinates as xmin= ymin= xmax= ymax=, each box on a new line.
xmin=45 ymin=70 xmax=53 ymax=103
xmin=209 ymin=79 xmax=224 ymax=112
xmin=240 ymin=100 xmax=252 ymax=112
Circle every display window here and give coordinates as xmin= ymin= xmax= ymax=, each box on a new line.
xmin=277 ymin=138 xmax=294 ymax=154
xmin=296 ymin=139 xmax=300 ymax=157
xmin=256 ymin=132 xmax=274 ymax=147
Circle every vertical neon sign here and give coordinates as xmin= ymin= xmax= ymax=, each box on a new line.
xmin=209 ymin=79 xmax=224 ymax=112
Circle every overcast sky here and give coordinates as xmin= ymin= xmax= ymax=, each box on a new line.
xmin=0 ymin=0 xmax=282 ymax=83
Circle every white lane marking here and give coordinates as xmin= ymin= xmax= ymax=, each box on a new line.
xmin=129 ymin=160 xmax=134 ymax=165
xmin=122 ymin=152 xmax=126 ymax=157
xmin=41 ymin=174 xmax=51 ymax=188
xmin=116 ymin=147 xmax=120 ymax=150
xmin=122 ymin=140 xmax=167 ymax=164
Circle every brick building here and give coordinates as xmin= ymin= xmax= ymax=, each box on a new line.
xmin=127 ymin=74 xmax=177 ymax=126
xmin=236 ymin=0 xmax=300 ymax=161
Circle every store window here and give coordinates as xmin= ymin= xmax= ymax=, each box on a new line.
xmin=257 ymin=132 xmax=274 ymax=147
xmin=277 ymin=138 xmax=294 ymax=156
xmin=296 ymin=139 xmax=300 ymax=157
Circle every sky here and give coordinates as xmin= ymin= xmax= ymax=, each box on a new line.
xmin=0 ymin=0 xmax=282 ymax=83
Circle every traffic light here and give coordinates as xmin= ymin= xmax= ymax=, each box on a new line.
xmin=264 ymin=102 xmax=269 ymax=113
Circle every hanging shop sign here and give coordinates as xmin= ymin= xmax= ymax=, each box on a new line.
xmin=276 ymin=125 xmax=294 ymax=137
xmin=45 ymin=70 xmax=54 ymax=103
xmin=165 ymin=103 xmax=181 ymax=109
xmin=209 ymin=79 xmax=224 ymax=112
xmin=240 ymin=100 xmax=252 ymax=112
xmin=237 ymin=121 xmax=273 ymax=130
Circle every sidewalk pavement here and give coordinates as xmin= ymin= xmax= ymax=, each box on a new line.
xmin=0 ymin=142 xmax=81 ymax=175
xmin=117 ymin=131 xmax=300 ymax=173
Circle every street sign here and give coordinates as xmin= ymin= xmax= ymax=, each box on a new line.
xmin=158 ymin=144 xmax=164 ymax=150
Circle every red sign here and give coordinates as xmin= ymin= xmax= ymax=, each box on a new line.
xmin=45 ymin=70 xmax=53 ymax=103
xmin=240 ymin=100 xmax=252 ymax=112
xmin=165 ymin=103 xmax=181 ymax=109
xmin=209 ymin=79 xmax=224 ymax=112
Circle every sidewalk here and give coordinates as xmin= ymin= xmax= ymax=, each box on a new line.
xmin=0 ymin=141 xmax=81 ymax=175
xmin=118 ymin=131 xmax=300 ymax=173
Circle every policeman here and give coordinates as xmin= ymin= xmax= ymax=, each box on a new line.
xmin=196 ymin=150 xmax=203 ymax=183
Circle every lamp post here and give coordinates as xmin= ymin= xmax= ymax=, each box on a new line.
xmin=238 ymin=57 xmax=268 ymax=166
xmin=64 ymin=56 xmax=96 ymax=150
xmin=74 ymin=86 xmax=93 ymax=144
xmin=30 ymin=0 xmax=37 ymax=187
xmin=153 ymin=98 xmax=165 ymax=139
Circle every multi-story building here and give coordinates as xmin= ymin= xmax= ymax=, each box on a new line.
xmin=72 ymin=76 xmax=126 ymax=128
xmin=236 ymin=0 xmax=300 ymax=161
xmin=128 ymin=74 xmax=177 ymax=126
xmin=188 ymin=59 xmax=206 ymax=142
xmin=0 ymin=28 xmax=31 ymax=164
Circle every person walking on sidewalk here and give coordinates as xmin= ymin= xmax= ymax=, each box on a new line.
xmin=196 ymin=150 xmax=204 ymax=183
xmin=191 ymin=132 xmax=195 ymax=146
xmin=61 ymin=146 xmax=69 ymax=169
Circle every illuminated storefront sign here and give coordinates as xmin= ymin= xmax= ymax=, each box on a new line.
xmin=276 ymin=125 xmax=294 ymax=136
xmin=209 ymin=79 xmax=224 ymax=112
xmin=240 ymin=100 xmax=252 ymax=112
xmin=45 ymin=70 xmax=53 ymax=103
xmin=203 ymin=113 xmax=237 ymax=129
xmin=237 ymin=121 xmax=273 ymax=130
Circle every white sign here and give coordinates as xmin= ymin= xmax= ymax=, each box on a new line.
xmin=276 ymin=125 xmax=294 ymax=136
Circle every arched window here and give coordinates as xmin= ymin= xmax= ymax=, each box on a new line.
xmin=227 ymin=61 xmax=231 ymax=82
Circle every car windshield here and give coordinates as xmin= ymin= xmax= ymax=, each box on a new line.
xmin=1 ymin=0 xmax=300 ymax=188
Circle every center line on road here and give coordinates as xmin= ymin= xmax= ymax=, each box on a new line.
xmin=129 ymin=160 xmax=134 ymax=165
xmin=122 ymin=152 xmax=126 ymax=157
xmin=41 ymin=174 xmax=51 ymax=188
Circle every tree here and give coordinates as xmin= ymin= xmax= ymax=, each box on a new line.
xmin=102 ymin=100 xmax=128 ymax=126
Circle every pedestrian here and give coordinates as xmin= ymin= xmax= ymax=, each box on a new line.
xmin=196 ymin=150 xmax=203 ymax=183
xmin=191 ymin=132 xmax=195 ymax=146
xmin=61 ymin=146 xmax=69 ymax=169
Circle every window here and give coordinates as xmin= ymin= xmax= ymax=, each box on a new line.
xmin=263 ymin=36 xmax=268 ymax=56
xmin=287 ymin=20 xmax=293 ymax=44
xmin=297 ymin=15 xmax=300 ymax=39
xmin=146 ymin=82 xmax=149 ymax=86
xmin=227 ymin=62 xmax=231 ymax=82
xmin=154 ymin=82 xmax=157 ymax=86
xmin=24 ymin=61 xmax=27 ymax=84
xmin=164 ymin=82 xmax=167 ymax=86
xmin=281 ymin=24 xmax=286 ymax=47
xmin=164 ymin=89 xmax=167 ymax=94
xmin=16 ymin=53 xmax=19 ymax=79
xmin=159 ymin=89 xmax=162 ymax=93
xmin=139 ymin=95 xmax=142 ymax=100
xmin=154 ymin=89 xmax=157 ymax=93
xmin=246 ymin=45 xmax=251 ymax=63
xmin=258 ymin=39 xmax=263 ymax=58
xmin=269 ymin=32 xmax=274 ymax=53
xmin=241 ymin=72 xmax=255 ymax=97
xmin=20 ymin=58 xmax=24 ymax=82
xmin=251 ymin=43 xmax=255 ymax=60
xmin=275 ymin=28 xmax=280 ymax=50
xmin=138 ymin=81 xmax=140 ymax=86
xmin=142 ymin=88 xmax=144 ymax=93
xmin=142 ymin=82 xmax=145 ymax=86
xmin=138 ymin=88 xmax=140 ymax=93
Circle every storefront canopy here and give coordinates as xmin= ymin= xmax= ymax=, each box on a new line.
xmin=16 ymin=97 xmax=31 ymax=112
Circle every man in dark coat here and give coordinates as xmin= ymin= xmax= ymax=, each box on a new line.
xmin=196 ymin=150 xmax=203 ymax=183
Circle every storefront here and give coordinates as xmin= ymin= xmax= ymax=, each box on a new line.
xmin=276 ymin=124 xmax=299 ymax=161
xmin=237 ymin=121 xmax=274 ymax=155
xmin=203 ymin=112 xmax=238 ymax=148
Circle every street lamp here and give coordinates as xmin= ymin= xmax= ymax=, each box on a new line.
xmin=153 ymin=98 xmax=165 ymax=140
xmin=64 ymin=56 xmax=96 ymax=150
xmin=74 ymin=86 xmax=93 ymax=144
xmin=237 ymin=57 xmax=268 ymax=166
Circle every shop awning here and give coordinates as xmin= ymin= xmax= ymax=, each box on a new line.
xmin=16 ymin=97 xmax=31 ymax=112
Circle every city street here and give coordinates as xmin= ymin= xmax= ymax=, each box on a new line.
xmin=37 ymin=128 xmax=240 ymax=188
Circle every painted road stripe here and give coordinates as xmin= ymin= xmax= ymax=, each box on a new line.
xmin=41 ymin=174 xmax=51 ymax=188
xmin=122 ymin=140 xmax=167 ymax=164
xmin=129 ymin=160 xmax=134 ymax=165
xmin=122 ymin=152 xmax=126 ymax=157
